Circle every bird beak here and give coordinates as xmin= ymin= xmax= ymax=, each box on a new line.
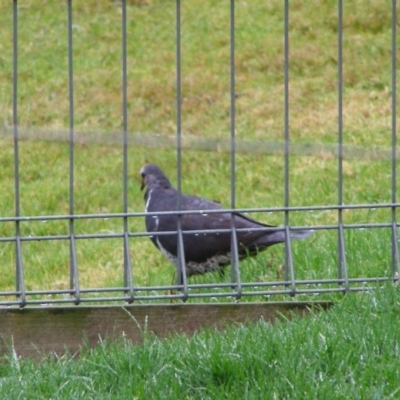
xmin=140 ymin=177 xmax=145 ymax=191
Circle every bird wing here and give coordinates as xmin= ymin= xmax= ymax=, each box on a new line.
xmin=151 ymin=192 xmax=276 ymax=263
xmin=146 ymin=187 xmax=312 ymax=264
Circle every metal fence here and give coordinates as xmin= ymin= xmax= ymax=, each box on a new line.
xmin=0 ymin=0 xmax=398 ymax=307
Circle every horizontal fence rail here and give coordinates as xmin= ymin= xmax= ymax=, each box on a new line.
xmin=0 ymin=0 xmax=398 ymax=307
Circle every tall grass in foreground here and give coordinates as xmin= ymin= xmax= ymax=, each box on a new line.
xmin=1 ymin=285 xmax=400 ymax=399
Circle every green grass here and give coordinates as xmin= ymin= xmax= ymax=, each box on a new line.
xmin=0 ymin=0 xmax=398 ymax=301
xmin=0 ymin=0 xmax=395 ymax=141
xmin=1 ymin=285 xmax=400 ymax=399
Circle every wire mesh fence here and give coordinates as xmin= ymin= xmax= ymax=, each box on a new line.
xmin=0 ymin=0 xmax=398 ymax=307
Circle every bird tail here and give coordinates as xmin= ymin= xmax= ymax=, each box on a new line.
xmin=253 ymin=228 xmax=314 ymax=247
xmin=290 ymin=229 xmax=314 ymax=240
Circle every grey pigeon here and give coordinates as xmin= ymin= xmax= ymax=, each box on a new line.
xmin=140 ymin=163 xmax=312 ymax=283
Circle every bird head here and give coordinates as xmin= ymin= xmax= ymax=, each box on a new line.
xmin=140 ymin=164 xmax=172 ymax=191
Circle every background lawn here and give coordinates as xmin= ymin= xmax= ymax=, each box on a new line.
xmin=0 ymin=0 xmax=397 ymax=302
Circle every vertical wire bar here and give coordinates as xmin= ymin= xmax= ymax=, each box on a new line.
xmin=121 ymin=0 xmax=134 ymax=302
xmin=67 ymin=0 xmax=80 ymax=304
xmin=283 ymin=0 xmax=295 ymax=293
xmin=390 ymin=0 xmax=400 ymax=278
xmin=337 ymin=0 xmax=348 ymax=291
xmin=176 ymin=0 xmax=188 ymax=299
xmin=229 ymin=0 xmax=241 ymax=299
xmin=13 ymin=0 xmax=26 ymax=307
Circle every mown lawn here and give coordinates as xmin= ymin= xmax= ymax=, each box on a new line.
xmin=0 ymin=0 xmax=397 ymax=301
